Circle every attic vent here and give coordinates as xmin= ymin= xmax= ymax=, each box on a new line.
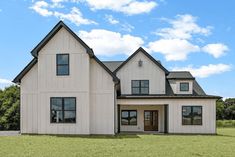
xmin=138 ymin=59 xmax=143 ymax=67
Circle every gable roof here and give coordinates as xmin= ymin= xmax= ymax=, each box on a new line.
xmin=13 ymin=58 xmax=37 ymax=83
xmin=13 ymin=21 xmax=119 ymax=84
xmin=31 ymin=21 xmax=94 ymax=58
xmin=113 ymin=47 xmax=169 ymax=74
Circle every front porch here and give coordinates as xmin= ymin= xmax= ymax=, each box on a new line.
xmin=117 ymin=105 xmax=168 ymax=133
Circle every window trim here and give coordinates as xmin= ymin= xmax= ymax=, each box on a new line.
xmin=50 ymin=97 xmax=76 ymax=124
xmin=182 ymin=106 xmax=202 ymax=125
xmin=131 ymin=80 xmax=149 ymax=95
xmin=180 ymin=82 xmax=189 ymax=91
xmin=56 ymin=54 xmax=70 ymax=76
xmin=121 ymin=110 xmax=137 ymax=126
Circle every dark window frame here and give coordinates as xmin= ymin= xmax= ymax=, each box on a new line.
xmin=131 ymin=80 xmax=149 ymax=95
xmin=56 ymin=54 xmax=70 ymax=76
xmin=180 ymin=82 xmax=189 ymax=91
xmin=50 ymin=97 xmax=76 ymax=123
xmin=121 ymin=110 xmax=137 ymax=125
xmin=182 ymin=106 xmax=202 ymax=125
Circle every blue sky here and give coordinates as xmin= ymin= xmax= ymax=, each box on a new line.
xmin=0 ymin=0 xmax=234 ymax=98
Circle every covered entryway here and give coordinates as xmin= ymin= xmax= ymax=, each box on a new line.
xmin=117 ymin=104 xmax=168 ymax=133
xmin=144 ymin=110 xmax=158 ymax=131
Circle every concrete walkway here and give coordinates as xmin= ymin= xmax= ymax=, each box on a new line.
xmin=0 ymin=131 xmax=20 ymax=136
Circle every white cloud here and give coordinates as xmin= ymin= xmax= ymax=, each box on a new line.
xmin=78 ymin=29 xmax=144 ymax=56
xmin=30 ymin=1 xmax=96 ymax=26
xmin=202 ymin=43 xmax=229 ymax=58
xmin=148 ymin=39 xmax=200 ymax=61
xmin=148 ymin=14 xmax=229 ymax=61
xmin=156 ymin=14 xmax=212 ymax=40
xmin=51 ymin=0 xmax=65 ymax=8
xmin=105 ymin=15 xmax=119 ymax=24
xmin=0 ymin=78 xmax=12 ymax=84
xmin=121 ymin=23 xmax=134 ymax=32
xmin=172 ymin=64 xmax=232 ymax=78
xmin=84 ymin=0 xmax=157 ymax=15
xmin=30 ymin=1 xmax=53 ymax=17
xmin=0 ymin=78 xmax=14 ymax=89
xmin=54 ymin=7 xmax=97 ymax=26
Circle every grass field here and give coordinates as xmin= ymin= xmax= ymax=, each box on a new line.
xmin=0 ymin=128 xmax=235 ymax=157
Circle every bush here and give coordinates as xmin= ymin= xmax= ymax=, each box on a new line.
xmin=217 ymin=120 xmax=235 ymax=128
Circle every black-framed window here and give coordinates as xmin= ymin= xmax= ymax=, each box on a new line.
xmin=56 ymin=54 xmax=69 ymax=75
xmin=131 ymin=80 xmax=149 ymax=95
xmin=180 ymin=82 xmax=189 ymax=91
xmin=50 ymin=97 xmax=76 ymax=123
xmin=121 ymin=110 xmax=137 ymax=125
xmin=182 ymin=106 xmax=202 ymax=125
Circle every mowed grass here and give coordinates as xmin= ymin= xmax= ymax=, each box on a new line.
xmin=0 ymin=128 xmax=235 ymax=157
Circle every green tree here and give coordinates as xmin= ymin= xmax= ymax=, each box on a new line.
xmin=0 ymin=85 xmax=20 ymax=130
xmin=216 ymin=99 xmax=225 ymax=120
xmin=224 ymin=98 xmax=235 ymax=120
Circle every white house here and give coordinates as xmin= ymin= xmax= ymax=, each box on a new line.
xmin=13 ymin=21 xmax=220 ymax=135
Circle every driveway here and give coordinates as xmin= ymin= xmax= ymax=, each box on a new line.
xmin=0 ymin=131 xmax=20 ymax=136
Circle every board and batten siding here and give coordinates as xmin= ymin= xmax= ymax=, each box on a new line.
xmin=116 ymin=51 xmax=166 ymax=95
xmin=117 ymin=99 xmax=216 ymax=134
xmin=20 ymin=27 xmax=115 ymax=135
xmin=169 ymin=80 xmax=193 ymax=94
xmin=90 ymin=59 xmax=115 ymax=135
xmin=20 ymin=63 xmax=38 ymax=134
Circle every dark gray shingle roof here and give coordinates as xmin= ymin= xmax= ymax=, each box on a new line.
xmin=167 ymin=71 xmax=194 ymax=79
xmin=102 ymin=61 xmax=124 ymax=72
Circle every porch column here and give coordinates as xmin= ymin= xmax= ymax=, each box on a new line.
xmin=164 ymin=104 xmax=169 ymax=133
xmin=117 ymin=104 xmax=120 ymax=133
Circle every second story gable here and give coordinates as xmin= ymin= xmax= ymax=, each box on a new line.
xmin=114 ymin=47 xmax=169 ymax=95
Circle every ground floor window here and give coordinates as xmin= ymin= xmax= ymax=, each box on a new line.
xmin=121 ymin=110 xmax=137 ymax=125
xmin=50 ymin=97 xmax=76 ymax=123
xmin=182 ymin=106 xmax=202 ymax=125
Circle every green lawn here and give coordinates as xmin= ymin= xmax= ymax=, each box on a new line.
xmin=0 ymin=128 xmax=235 ymax=157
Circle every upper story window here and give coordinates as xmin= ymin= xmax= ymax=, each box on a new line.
xmin=51 ymin=97 xmax=76 ymax=123
xmin=56 ymin=54 xmax=69 ymax=76
xmin=131 ymin=80 xmax=149 ymax=95
xmin=182 ymin=106 xmax=202 ymax=125
xmin=180 ymin=82 xmax=189 ymax=91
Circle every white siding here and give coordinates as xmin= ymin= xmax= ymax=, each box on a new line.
xmin=120 ymin=105 xmax=165 ymax=132
xmin=117 ymin=99 xmax=216 ymax=134
xmin=21 ymin=63 xmax=38 ymax=134
xmin=117 ymin=51 xmax=166 ymax=95
xmin=90 ymin=59 xmax=115 ymax=135
xmin=169 ymin=80 xmax=193 ymax=94
xmin=36 ymin=27 xmax=90 ymax=134
xmin=21 ymin=27 xmax=115 ymax=135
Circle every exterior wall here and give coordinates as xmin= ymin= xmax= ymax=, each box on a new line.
xmin=116 ymin=51 xmax=166 ymax=95
xmin=21 ymin=27 xmax=116 ymax=135
xmin=120 ymin=105 xmax=165 ymax=132
xmin=90 ymin=59 xmax=115 ymax=135
xmin=117 ymin=99 xmax=216 ymax=134
xmin=21 ymin=63 xmax=38 ymax=134
xmin=36 ymin=27 xmax=90 ymax=134
xmin=169 ymin=80 xmax=193 ymax=94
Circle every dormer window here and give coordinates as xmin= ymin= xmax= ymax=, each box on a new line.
xmin=56 ymin=54 xmax=69 ymax=76
xmin=180 ymin=82 xmax=189 ymax=91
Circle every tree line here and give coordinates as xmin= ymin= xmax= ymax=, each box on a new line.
xmin=216 ymin=98 xmax=235 ymax=120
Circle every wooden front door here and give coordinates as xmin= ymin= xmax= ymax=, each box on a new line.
xmin=144 ymin=110 xmax=158 ymax=131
